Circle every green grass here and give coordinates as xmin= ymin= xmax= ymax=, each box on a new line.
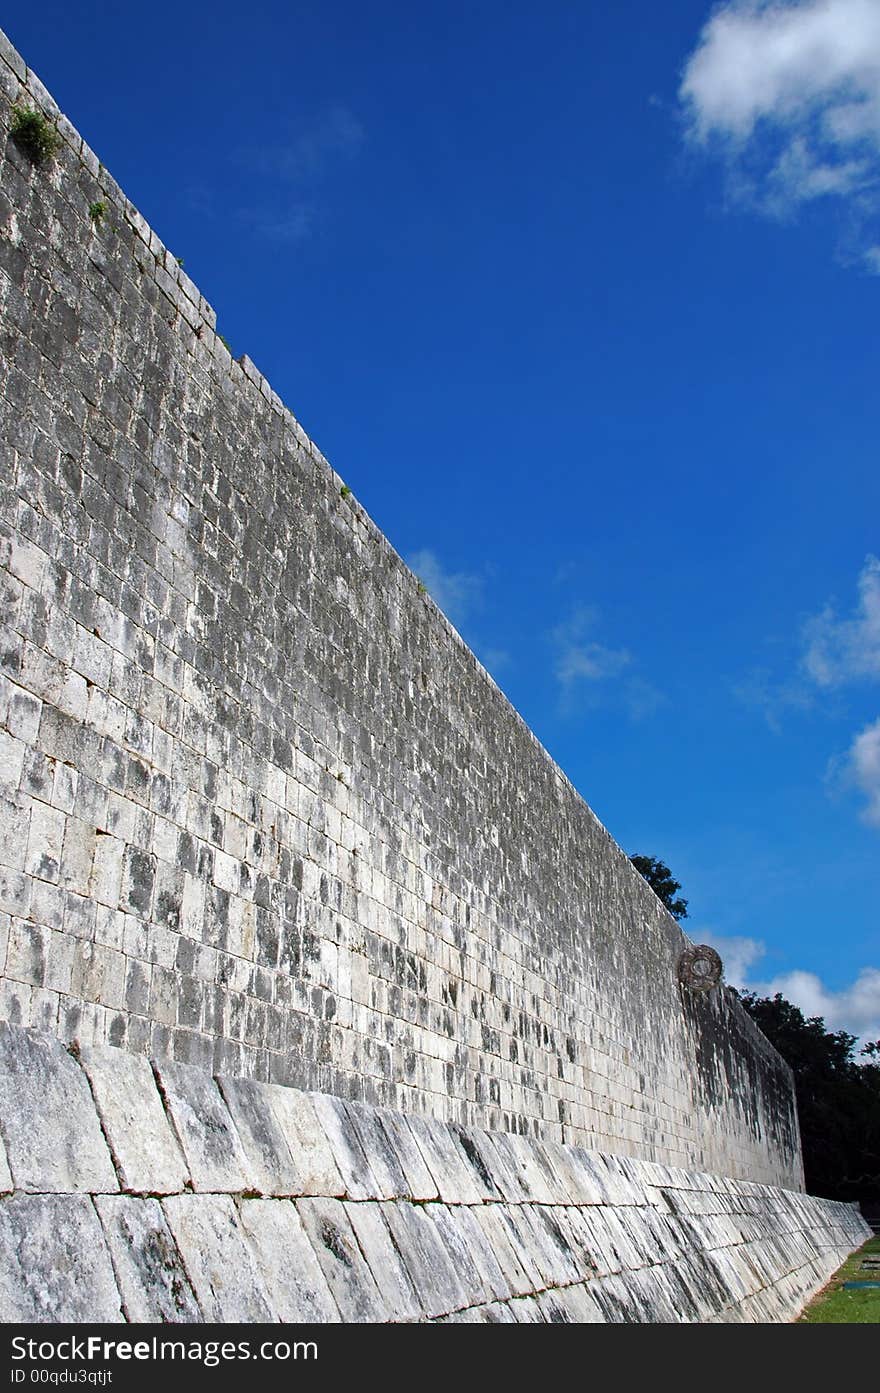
xmin=799 ymin=1236 xmax=880 ymax=1323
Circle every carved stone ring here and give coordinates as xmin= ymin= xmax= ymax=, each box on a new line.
xmin=678 ymin=945 xmax=723 ymax=991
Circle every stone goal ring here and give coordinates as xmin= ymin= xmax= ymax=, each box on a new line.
xmin=677 ymin=945 xmax=723 ymax=991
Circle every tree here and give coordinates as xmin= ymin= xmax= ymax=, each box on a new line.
xmin=629 ymin=854 xmax=688 ymax=920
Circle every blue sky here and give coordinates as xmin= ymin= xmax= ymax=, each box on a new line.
xmin=6 ymin=1 xmax=879 ymax=1042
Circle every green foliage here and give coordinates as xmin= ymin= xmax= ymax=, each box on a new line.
xmin=339 ymin=484 xmax=351 ymax=499
xmin=175 ymin=256 xmax=184 ymax=267
xmin=629 ymin=855 xmax=688 ymax=920
xmin=738 ymin=990 xmax=880 ymax=1203
xmin=10 ymin=105 xmax=61 ymax=164
xmin=417 ymin=580 xmax=427 ymax=595
xmin=88 ymin=201 xmax=107 ymax=224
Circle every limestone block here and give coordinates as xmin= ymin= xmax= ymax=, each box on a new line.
xmin=430 ymin=1203 xmax=509 ymax=1304
xmin=490 ymin=1205 xmax=558 ymax=1290
xmin=447 ymin=1125 xmax=508 ymax=1201
xmin=548 ymin=1206 xmax=600 ymax=1281
xmin=263 ymin=1085 xmax=344 ymax=1196
xmin=161 ymin=1195 xmax=274 ymax=1321
xmin=375 ymin=1109 xmax=439 ymax=1200
xmin=295 ymin=1196 xmax=388 ymax=1321
xmin=217 ymin=1076 xmax=302 ymax=1195
xmin=79 ymin=1043 xmax=188 ymax=1194
xmin=501 ymin=1133 xmax=566 ymax=1204
xmin=0 ymin=1023 xmax=117 ymax=1192
xmin=344 ymin=1201 xmax=422 ymax=1319
xmin=237 ymin=1198 xmax=340 ymax=1322
xmin=525 ymin=1204 xmax=583 ymax=1286
xmin=403 ymin=1114 xmax=484 ymax=1205
xmin=94 ymin=1195 xmax=201 ymax=1322
xmin=342 ymin=1101 xmax=409 ymax=1199
xmin=469 ymin=1202 xmax=536 ymax=1297
xmin=379 ymin=1200 xmax=468 ymax=1318
xmin=153 ymin=1059 xmax=250 ymax=1192
xmin=0 ymin=1194 xmax=123 ymax=1321
xmin=308 ymin=1093 xmax=381 ymax=1200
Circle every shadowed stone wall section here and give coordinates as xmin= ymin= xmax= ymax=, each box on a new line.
xmin=0 ymin=27 xmax=801 ymax=1187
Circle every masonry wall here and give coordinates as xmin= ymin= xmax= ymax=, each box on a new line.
xmin=0 ymin=28 xmax=803 ymax=1190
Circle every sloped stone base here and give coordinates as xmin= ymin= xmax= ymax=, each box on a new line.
xmin=0 ymin=1023 xmax=868 ymax=1322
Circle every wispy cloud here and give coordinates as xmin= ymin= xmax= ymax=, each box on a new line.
xmin=238 ymin=205 xmax=316 ymax=243
xmin=239 ymin=106 xmax=364 ymax=242
xmin=406 ymin=548 xmax=485 ymax=628
xmin=737 ymin=556 xmax=880 ymax=751
xmin=680 ymin=0 xmax=880 ymax=267
xmin=550 ymin=609 xmax=662 ymax=718
xmin=733 ymin=666 xmax=815 ymax=732
xmin=552 ymin=608 xmax=631 ymax=692
xmin=699 ymin=929 xmax=880 ymax=1046
xmin=802 ymin=554 xmax=880 ymax=685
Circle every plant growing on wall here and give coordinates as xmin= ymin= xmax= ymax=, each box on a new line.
xmin=10 ymin=105 xmax=61 ymax=164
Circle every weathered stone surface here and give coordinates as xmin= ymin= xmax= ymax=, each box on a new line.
xmin=154 ymin=1060 xmax=250 ymax=1192
xmin=376 ymin=1111 xmax=440 ymax=1200
xmin=343 ymin=1101 xmax=409 ymax=1198
xmin=79 ymin=1044 xmax=188 ymax=1194
xmin=0 ymin=1194 xmax=122 ymax=1321
xmin=161 ymin=1195 xmax=274 ymax=1321
xmin=308 ymin=1093 xmax=381 ymax=1200
xmin=0 ymin=1019 xmax=870 ymax=1324
xmin=217 ymin=1076 xmax=302 ymax=1195
xmin=0 ymin=1023 xmax=117 ymax=1192
xmin=94 ymin=1195 xmax=201 ymax=1322
xmin=296 ymin=1196 xmax=388 ymax=1321
xmin=237 ymin=1198 xmax=340 ymax=1322
xmin=265 ymin=1086 xmax=344 ymax=1195
xmin=344 ymin=1201 xmax=421 ymax=1319
xmin=0 ymin=1135 xmax=12 ymax=1194
xmin=470 ymin=1202 xmax=536 ymax=1296
xmin=429 ymin=1203 xmax=503 ymax=1305
xmin=379 ymin=1199 xmax=469 ymax=1317
xmin=403 ymin=1115 xmax=484 ymax=1204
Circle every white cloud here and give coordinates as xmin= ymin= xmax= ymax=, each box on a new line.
xmin=699 ymin=930 xmax=767 ymax=987
xmin=802 ymin=554 xmax=880 ymax=685
xmin=844 ymin=715 xmax=880 ymax=822
xmin=550 ymin=610 xmax=665 ymax=719
xmin=697 ymin=929 xmax=880 ymax=1045
xmin=552 ymin=609 xmax=631 ymax=692
xmin=406 ymin=548 xmax=484 ymax=627
xmin=680 ymin=0 xmax=880 ymax=263
xmin=757 ymin=965 xmax=880 ymax=1044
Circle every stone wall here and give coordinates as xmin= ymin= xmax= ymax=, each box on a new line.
xmin=0 ymin=1023 xmax=868 ymax=1323
xmin=0 ymin=26 xmax=802 ymax=1189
